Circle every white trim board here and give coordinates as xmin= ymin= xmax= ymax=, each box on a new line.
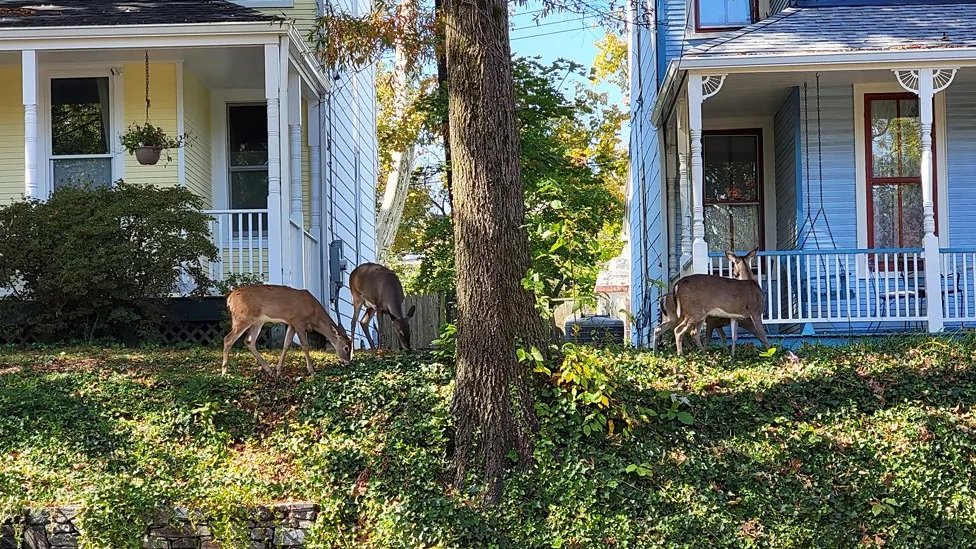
xmin=210 ymin=89 xmax=266 ymax=210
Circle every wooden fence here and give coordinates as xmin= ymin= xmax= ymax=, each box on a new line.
xmin=379 ymin=294 xmax=451 ymax=350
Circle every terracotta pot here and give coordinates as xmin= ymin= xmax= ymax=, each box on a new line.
xmin=134 ymin=146 xmax=162 ymax=165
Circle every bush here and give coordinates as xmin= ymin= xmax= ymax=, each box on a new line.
xmin=0 ymin=182 xmax=218 ymax=342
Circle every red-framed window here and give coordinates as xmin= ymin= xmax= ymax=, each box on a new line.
xmin=702 ymin=129 xmax=764 ymax=252
xmin=865 ymin=93 xmax=936 ymax=249
xmin=695 ymin=0 xmax=758 ymax=32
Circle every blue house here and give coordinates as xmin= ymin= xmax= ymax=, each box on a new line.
xmin=628 ymin=0 xmax=976 ymax=344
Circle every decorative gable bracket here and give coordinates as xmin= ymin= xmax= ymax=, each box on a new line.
xmin=893 ymin=69 xmax=957 ymax=94
xmin=701 ymin=75 xmax=727 ymax=100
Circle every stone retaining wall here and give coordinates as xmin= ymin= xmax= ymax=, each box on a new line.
xmin=0 ymin=503 xmax=317 ymax=549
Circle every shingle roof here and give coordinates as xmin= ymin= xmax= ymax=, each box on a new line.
xmin=0 ymin=0 xmax=272 ymax=28
xmin=687 ymin=2 xmax=976 ymax=58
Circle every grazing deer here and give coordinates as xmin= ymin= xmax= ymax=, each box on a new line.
xmin=672 ymin=249 xmax=769 ymax=357
xmin=652 ymin=293 xmax=756 ymax=352
xmin=349 ymin=263 xmax=416 ymax=353
xmin=221 ymin=285 xmax=352 ymax=376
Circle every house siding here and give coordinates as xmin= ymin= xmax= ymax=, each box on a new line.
xmin=946 ymin=82 xmax=976 ymax=248
xmin=182 ymin=70 xmax=212 ymax=205
xmin=797 ymin=84 xmax=857 ymax=250
xmin=258 ymin=0 xmax=320 ymax=38
xmin=122 ymin=62 xmax=179 ymax=187
xmin=774 ymin=87 xmax=799 ymax=250
xmin=0 ymin=65 xmax=24 ymax=205
xmin=630 ymin=0 xmax=665 ymax=346
xmin=302 ymin=100 xmax=312 ymax=228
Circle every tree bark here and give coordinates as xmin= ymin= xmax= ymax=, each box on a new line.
xmin=433 ymin=0 xmax=452 ymax=207
xmin=443 ymin=0 xmax=547 ymax=504
xmin=375 ymin=42 xmax=417 ymax=264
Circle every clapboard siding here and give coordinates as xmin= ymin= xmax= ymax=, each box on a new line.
xmin=0 ymin=65 xmax=24 ymax=205
xmin=774 ymin=87 xmax=799 ymax=250
xmin=123 ymin=62 xmax=179 ymax=186
xmin=182 ymin=70 xmax=212 ymax=205
xmin=946 ymin=81 xmax=976 ymax=248
xmin=797 ymin=84 xmax=857 ymax=250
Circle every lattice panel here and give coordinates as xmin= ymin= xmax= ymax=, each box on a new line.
xmin=157 ymin=320 xmax=273 ymax=347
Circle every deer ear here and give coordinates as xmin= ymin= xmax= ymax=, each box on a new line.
xmin=746 ymin=247 xmax=759 ymax=259
xmin=725 ymin=250 xmax=736 ymax=262
xmin=407 ymin=305 xmax=416 ymax=319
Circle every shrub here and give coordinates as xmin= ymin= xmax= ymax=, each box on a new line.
xmin=0 ymin=182 xmax=218 ymax=342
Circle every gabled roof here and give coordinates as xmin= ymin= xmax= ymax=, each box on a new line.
xmin=0 ymin=0 xmax=272 ymax=28
xmin=686 ymin=2 xmax=976 ymax=58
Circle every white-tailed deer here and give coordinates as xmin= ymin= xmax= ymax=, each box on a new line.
xmin=652 ymin=293 xmax=755 ymax=352
xmin=672 ymin=249 xmax=770 ymax=357
xmin=349 ymin=263 xmax=416 ymax=353
xmin=221 ymin=285 xmax=352 ymax=376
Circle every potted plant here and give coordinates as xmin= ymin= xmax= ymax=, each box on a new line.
xmin=120 ymin=121 xmax=186 ymax=166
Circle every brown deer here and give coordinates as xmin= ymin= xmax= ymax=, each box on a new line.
xmin=349 ymin=263 xmax=416 ymax=353
xmin=652 ymin=292 xmax=757 ymax=352
xmin=221 ymin=284 xmax=352 ymax=376
xmin=672 ymin=249 xmax=769 ymax=357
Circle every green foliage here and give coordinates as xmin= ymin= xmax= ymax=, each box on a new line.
xmin=119 ymin=121 xmax=186 ymax=154
xmin=212 ymin=273 xmax=266 ymax=296
xmin=396 ymin=57 xmax=624 ymax=301
xmin=0 ymin=183 xmax=217 ymax=342
xmin=3 ymin=337 xmax=976 ymax=546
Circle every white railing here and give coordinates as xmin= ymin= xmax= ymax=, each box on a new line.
xmin=940 ymin=248 xmax=976 ymax=323
xmin=708 ymin=248 xmax=926 ymax=324
xmin=205 ymin=209 xmax=269 ymax=283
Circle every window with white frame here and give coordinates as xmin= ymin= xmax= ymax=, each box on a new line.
xmin=702 ymin=130 xmax=763 ymax=252
xmin=695 ymin=0 xmax=756 ymax=31
xmin=50 ymin=77 xmax=113 ymax=190
xmin=227 ymin=103 xmax=269 ymax=231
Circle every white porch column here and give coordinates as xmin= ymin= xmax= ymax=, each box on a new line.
xmin=665 ymin=132 xmax=679 ymax=278
xmin=676 ymin=97 xmax=691 ymax=271
xmin=288 ymin=72 xmax=305 ymax=289
xmin=688 ymin=74 xmax=726 ymax=275
xmin=309 ymin=101 xmax=323 ymax=300
xmin=22 ymin=50 xmax=39 ymax=200
xmin=264 ymin=43 xmax=284 ymax=285
xmin=895 ymin=68 xmax=957 ymax=333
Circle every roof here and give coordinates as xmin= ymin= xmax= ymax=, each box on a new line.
xmin=686 ymin=2 xmax=976 ymax=58
xmin=0 ymin=0 xmax=273 ymax=28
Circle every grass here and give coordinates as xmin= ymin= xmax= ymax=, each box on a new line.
xmin=0 ymin=337 xmax=974 ymax=548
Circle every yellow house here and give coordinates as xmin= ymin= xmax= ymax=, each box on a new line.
xmin=0 ymin=0 xmax=378 ymax=313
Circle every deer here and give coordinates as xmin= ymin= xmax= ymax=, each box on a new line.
xmin=221 ymin=284 xmax=352 ymax=376
xmin=349 ymin=263 xmax=416 ymax=354
xmin=672 ymin=248 xmax=770 ymax=357
xmin=652 ymin=292 xmax=757 ymax=352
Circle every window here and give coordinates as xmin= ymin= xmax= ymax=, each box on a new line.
xmin=865 ymin=93 xmax=934 ymax=249
xmin=702 ymin=130 xmax=763 ymax=252
xmin=695 ymin=0 xmax=756 ymax=31
xmin=50 ymin=77 xmax=113 ymax=190
xmin=228 ymin=104 xmax=269 ymax=231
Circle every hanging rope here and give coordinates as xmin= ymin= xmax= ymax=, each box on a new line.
xmin=797 ymin=73 xmax=839 ymax=249
xmin=144 ymin=50 xmax=151 ymax=124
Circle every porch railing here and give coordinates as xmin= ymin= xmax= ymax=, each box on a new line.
xmin=205 ymin=209 xmax=269 ymax=283
xmin=708 ymin=248 xmax=927 ymax=325
xmin=940 ymin=248 xmax=976 ymax=323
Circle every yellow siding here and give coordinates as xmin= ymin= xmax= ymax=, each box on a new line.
xmin=183 ymin=70 xmax=213 ymax=206
xmin=302 ymin=101 xmax=311 ymax=228
xmin=260 ymin=0 xmax=319 ymax=42
xmin=123 ymin=62 xmax=179 ymax=187
xmin=0 ymin=65 xmax=24 ymax=205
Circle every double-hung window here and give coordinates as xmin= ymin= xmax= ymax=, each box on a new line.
xmin=695 ymin=0 xmax=756 ymax=31
xmin=227 ymin=103 xmax=269 ymax=232
xmin=50 ymin=77 xmax=113 ymax=190
xmin=702 ymin=130 xmax=763 ymax=252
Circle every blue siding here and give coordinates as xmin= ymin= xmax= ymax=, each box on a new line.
xmin=946 ymin=82 xmax=976 ymax=248
xmin=774 ymin=87 xmax=800 ymax=250
xmin=797 ymin=84 xmax=857 ymax=250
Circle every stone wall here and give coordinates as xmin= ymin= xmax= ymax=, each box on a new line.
xmin=0 ymin=503 xmax=317 ymax=549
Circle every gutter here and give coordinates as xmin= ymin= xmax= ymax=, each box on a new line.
xmin=650 ymin=59 xmax=681 ymax=128
xmin=0 ymin=21 xmax=287 ymax=50
xmin=679 ymin=46 xmax=976 ymax=72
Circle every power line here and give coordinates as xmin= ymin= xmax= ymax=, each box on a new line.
xmin=510 ymin=25 xmax=599 ymax=41
xmin=511 ymin=17 xmax=591 ymax=32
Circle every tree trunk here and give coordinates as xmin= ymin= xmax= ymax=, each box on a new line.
xmin=443 ymin=0 xmax=547 ymax=504
xmin=375 ymin=42 xmax=417 ymax=264
xmin=433 ymin=0 xmax=452 ymax=206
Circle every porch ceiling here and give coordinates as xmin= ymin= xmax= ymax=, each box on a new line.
xmin=702 ymin=68 xmax=976 ymax=118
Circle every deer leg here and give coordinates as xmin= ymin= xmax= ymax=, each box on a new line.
xmin=221 ymin=322 xmax=250 ymax=375
xmin=690 ymin=318 xmax=706 ymax=352
xmin=673 ymin=320 xmax=687 ymax=356
xmin=730 ymin=319 xmax=738 ymax=358
xmin=245 ymin=322 xmax=274 ymax=375
xmin=652 ymin=318 xmax=675 ymax=353
xmin=296 ymin=327 xmax=315 ymax=375
xmin=276 ymin=325 xmax=296 ymax=376
xmin=350 ymin=297 xmax=363 ymax=357
xmin=360 ymin=307 xmax=377 ymax=350
xmin=716 ymin=320 xmax=728 ymax=348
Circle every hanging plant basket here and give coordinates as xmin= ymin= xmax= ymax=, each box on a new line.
xmin=134 ymin=146 xmax=162 ymax=166
xmin=119 ymin=50 xmax=187 ymax=167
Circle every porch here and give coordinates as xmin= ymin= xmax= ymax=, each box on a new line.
xmin=0 ymin=20 xmax=330 ymax=299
